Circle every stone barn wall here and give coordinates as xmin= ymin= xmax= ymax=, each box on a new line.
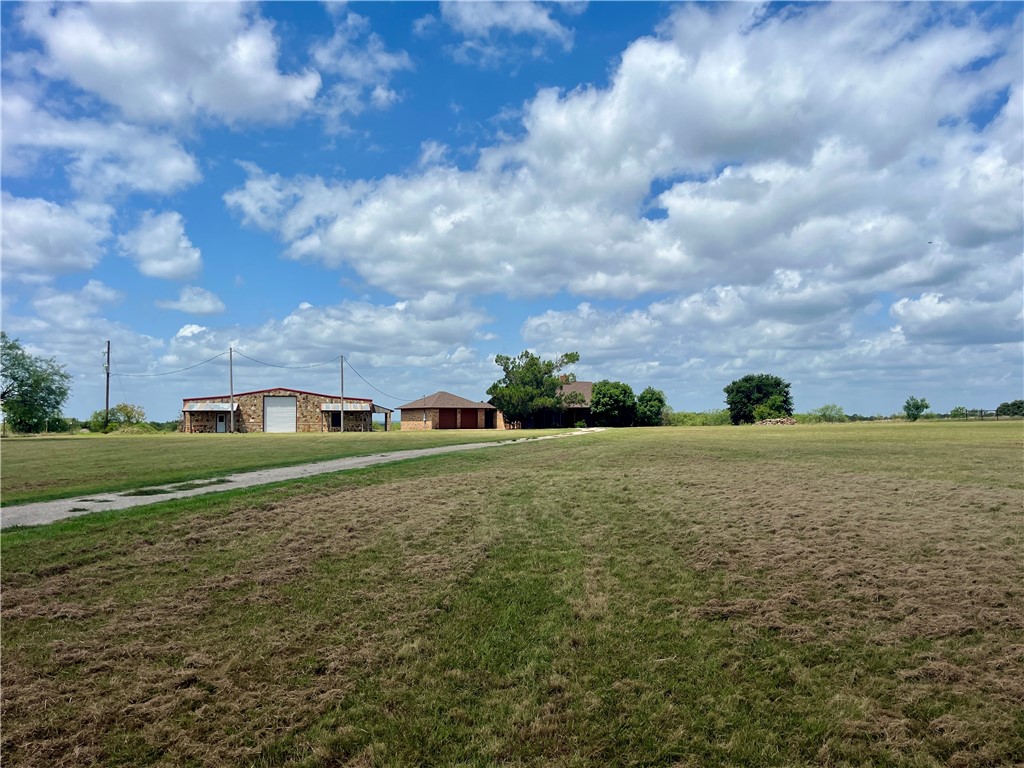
xmin=182 ymin=410 xmax=244 ymax=434
xmin=182 ymin=389 xmax=373 ymax=433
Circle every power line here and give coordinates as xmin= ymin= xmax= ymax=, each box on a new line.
xmin=115 ymin=351 xmax=229 ymax=377
xmin=233 ymin=350 xmax=341 ymax=369
xmin=344 ymin=358 xmax=416 ymax=403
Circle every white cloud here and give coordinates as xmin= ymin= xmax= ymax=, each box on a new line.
xmin=29 ymin=279 xmax=122 ymax=333
xmin=118 ymin=211 xmax=202 ymax=281
xmin=891 ymin=292 xmax=1023 ymax=346
xmin=310 ymin=10 xmax=412 ymax=126
xmin=418 ymin=140 xmax=449 ymax=167
xmin=1 ymin=192 xmax=112 ymax=282
xmin=225 ymin=3 xmax=1021 ymax=306
xmin=940 ymin=143 xmax=1024 ymax=248
xmin=1 ymin=90 xmax=201 ymax=198
xmin=20 ymin=2 xmax=320 ymax=125
xmin=157 ymin=287 xmax=226 ymax=315
xmin=440 ymin=1 xmax=574 ymax=53
xmin=146 ymin=292 xmax=496 ymax=405
xmin=176 ymin=324 xmax=208 ymax=339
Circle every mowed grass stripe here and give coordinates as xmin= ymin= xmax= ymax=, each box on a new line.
xmin=2 ymin=424 xmax=1022 ymax=766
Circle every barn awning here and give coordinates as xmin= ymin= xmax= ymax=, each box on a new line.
xmin=321 ymin=402 xmax=372 ymax=412
xmin=183 ymin=402 xmax=239 ymax=412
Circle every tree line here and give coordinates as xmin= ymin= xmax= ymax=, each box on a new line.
xmin=2 ymin=334 xmax=1021 ymax=434
xmin=485 ymin=350 xmax=669 ymax=428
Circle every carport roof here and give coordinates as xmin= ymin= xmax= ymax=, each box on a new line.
xmin=321 ymin=402 xmax=372 ymax=412
xmin=397 ymin=391 xmax=496 ymax=410
xmin=183 ymin=402 xmax=240 ymax=413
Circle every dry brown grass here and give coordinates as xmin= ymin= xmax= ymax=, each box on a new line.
xmin=2 ymin=423 xmax=1022 ymax=766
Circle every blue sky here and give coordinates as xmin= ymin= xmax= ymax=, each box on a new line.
xmin=2 ymin=1 xmax=1022 ymax=421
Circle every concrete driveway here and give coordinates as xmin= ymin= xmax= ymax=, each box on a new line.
xmin=1 ymin=428 xmax=604 ymax=529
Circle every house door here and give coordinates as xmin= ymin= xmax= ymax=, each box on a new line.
xmin=216 ymin=413 xmax=226 ymax=433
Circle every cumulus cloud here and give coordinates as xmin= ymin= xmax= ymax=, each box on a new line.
xmin=118 ymin=212 xmax=202 ymax=281
xmin=440 ymin=1 xmax=575 ymax=63
xmin=1 ymin=90 xmax=200 ymax=198
xmin=145 ymin=292 xmax=496 ymax=404
xmin=1 ymin=192 xmax=112 ymax=282
xmin=29 ymin=279 xmax=122 ymax=333
xmin=310 ymin=10 xmax=412 ymax=127
xmin=225 ymin=3 xmax=1021 ymax=309
xmin=157 ymin=287 xmax=226 ymax=315
xmin=19 ymin=2 xmax=320 ymax=125
xmin=891 ymin=292 xmax=1023 ymax=346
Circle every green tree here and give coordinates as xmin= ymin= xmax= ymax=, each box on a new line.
xmin=486 ymin=350 xmax=580 ymax=425
xmin=89 ymin=402 xmax=146 ymax=432
xmin=996 ymin=400 xmax=1024 ymax=417
xmin=903 ymin=395 xmax=930 ymax=422
xmin=723 ymin=373 xmax=793 ymax=425
xmin=635 ymin=387 xmax=668 ymax=426
xmin=949 ymin=406 xmax=968 ymax=420
xmin=590 ymin=380 xmax=636 ymax=427
xmin=1 ymin=332 xmax=73 ymax=433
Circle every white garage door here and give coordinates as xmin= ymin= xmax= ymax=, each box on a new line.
xmin=263 ymin=396 xmax=297 ymax=433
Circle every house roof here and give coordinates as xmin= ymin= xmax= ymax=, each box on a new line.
xmin=560 ymin=380 xmax=593 ymax=407
xmin=397 ymin=391 xmax=496 ymax=410
xmin=182 ymin=387 xmax=373 ymax=403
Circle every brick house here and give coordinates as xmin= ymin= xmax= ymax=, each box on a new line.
xmin=397 ymin=391 xmax=503 ymax=430
xmin=181 ymin=388 xmax=392 ymax=433
xmin=558 ymin=380 xmax=594 ymax=427
xmin=508 ymin=381 xmax=595 ymax=428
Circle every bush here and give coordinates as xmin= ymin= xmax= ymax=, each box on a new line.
xmin=666 ymin=409 xmax=731 ymax=427
xmin=903 ymin=396 xmax=930 ymax=422
xmin=111 ymin=423 xmax=159 ymax=434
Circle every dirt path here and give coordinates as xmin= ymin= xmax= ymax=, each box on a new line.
xmin=0 ymin=429 xmax=604 ymax=530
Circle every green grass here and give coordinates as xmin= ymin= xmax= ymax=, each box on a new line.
xmin=2 ymin=421 xmax=1022 ymax=766
xmin=0 ymin=429 xmax=567 ymax=505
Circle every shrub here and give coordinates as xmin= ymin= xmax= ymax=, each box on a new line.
xmin=666 ymin=409 xmax=731 ymax=427
xmin=903 ymin=396 xmax=930 ymax=422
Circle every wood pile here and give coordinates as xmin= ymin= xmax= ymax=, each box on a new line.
xmin=755 ymin=417 xmax=798 ymax=426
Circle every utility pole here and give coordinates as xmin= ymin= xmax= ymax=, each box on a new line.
xmin=339 ymin=354 xmax=345 ymax=433
xmin=229 ymin=346 xmax=235 ymax=433
xmin=104 ymin=340 xmax=111 ymax=429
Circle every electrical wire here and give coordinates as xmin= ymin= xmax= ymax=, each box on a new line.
xmin=78 ymin=342 xmax=415 ymax=405
xmin=233 ymin=350 xmax=341 ymax=369
xmin=114 ymin=351 xmax=229 ymax=377
xmin=343 ymin=358 xmax=416 ymax=403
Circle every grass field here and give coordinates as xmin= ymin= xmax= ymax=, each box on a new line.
xmin=2 ymin=421 xmax=1022 ymax=766
xmin=0 ymin=430 xmax=566 ymax=506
